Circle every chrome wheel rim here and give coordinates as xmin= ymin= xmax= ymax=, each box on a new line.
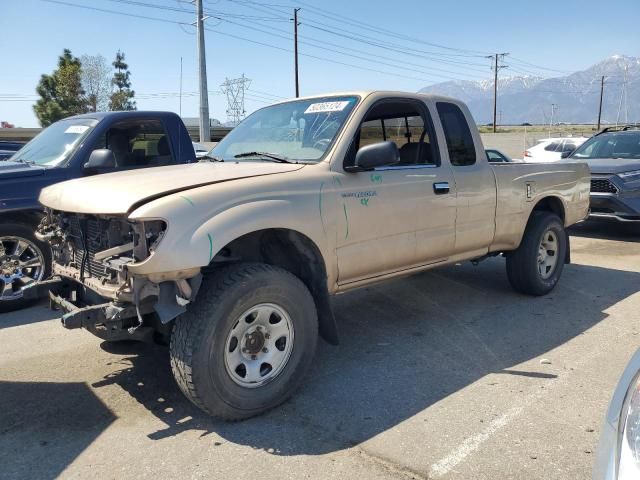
xmin=537 ymin=230 xmax=559 ymax=280
xmin=0 ymin=236 xmax=45 ymax=301
xmin=223 ymin=303 xmax=295 ymax=388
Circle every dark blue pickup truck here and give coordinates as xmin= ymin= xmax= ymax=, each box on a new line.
xmin=0 ymin=111 xmax=196 ymax=311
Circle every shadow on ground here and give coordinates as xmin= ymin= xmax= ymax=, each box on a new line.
xmin=0 ymin=300 xmax=53 ymax=330
xmin=0 ymin=381 xmax=116 ymax=479
xmin=75 ymin=257 xmax=640 ymax=456
xmin=569 ymin=219 xmax=639 ymax=242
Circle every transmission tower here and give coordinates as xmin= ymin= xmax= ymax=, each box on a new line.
xmin=220 ymin=74 xmax=251 ymax=125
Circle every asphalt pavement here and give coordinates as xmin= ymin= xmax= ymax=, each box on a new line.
xmin=1 ymin=221 xmax=639 ymax=480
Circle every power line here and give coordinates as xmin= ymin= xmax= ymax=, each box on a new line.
xmin=219 ymin=15 xmax=486 ymax=82
xmin=103 ymin=0 xmax=494 ymax=79
xmin=44 ymin=0 xmax=485 ymax=87
xmin=509 ymin=56 xmax=572 ymax=74
xmin=42 ymin=0 xmax=190 ymax=25
xmin=225 ymin=0 xmax=493 ymax=70
xmin=244 ymin=0 xmax=491 ymax=56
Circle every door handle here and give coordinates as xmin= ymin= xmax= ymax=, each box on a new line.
xmin=433 ymin=182 xmax=450 ymax=194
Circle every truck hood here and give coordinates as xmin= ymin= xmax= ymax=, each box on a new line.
xmin=39 ymin=162 xmax=305 ymax=215
xmin=569 ymin=158 xmax=640 ymax=175
xmin=0 ymin=161 xmax=46 ymax=181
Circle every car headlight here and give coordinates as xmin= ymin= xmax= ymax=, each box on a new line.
xmin=131 ymin=219 xmax=167 ymax=261
xmin=618 ymin=372 xmax=640 ymax=479
xmin=618 ymin=170 xmax=640 ymax=182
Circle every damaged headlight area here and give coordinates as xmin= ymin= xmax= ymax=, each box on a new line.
xmin=35 ymin=210 xmax=201 ymax=341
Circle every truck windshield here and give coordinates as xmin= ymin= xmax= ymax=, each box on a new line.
xmin=572 ymin=132 xmax=640 ymax=160
xmin=11 ymin=118 xmax=98 ymax=166
xmin=211 ymin=96 xmax=359 ymax=163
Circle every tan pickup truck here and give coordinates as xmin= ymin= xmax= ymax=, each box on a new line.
xmin=33 ymin=91 xmax=590 ymax=420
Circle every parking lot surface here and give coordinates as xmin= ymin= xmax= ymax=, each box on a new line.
xmin=1 ymin=222 xmax=639 ymax=480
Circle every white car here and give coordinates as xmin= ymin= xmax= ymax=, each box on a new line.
xmin=593 ymin=348 xmax=640 ymax=479
xmin=524 ymin=137 xmax=588 ymax=162
xmin=192 ymin=142 xmax=209 ymax=159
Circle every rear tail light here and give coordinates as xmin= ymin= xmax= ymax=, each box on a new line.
xmin=524 ymin=151 xmax=532 ymax=157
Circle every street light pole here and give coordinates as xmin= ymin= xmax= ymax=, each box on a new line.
xmin=196 ymin=0 xmax=211 ymax=142
xmin=597 ymin=75 xmax=605 ymax=131
xmin=549 ymin=103 xmax=557 ymax=138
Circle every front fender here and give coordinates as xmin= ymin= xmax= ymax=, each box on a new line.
xmin=127 ymin=198 xmax=330 ymax=277
xmin=0 ymin=197 xmax=43 ymax=214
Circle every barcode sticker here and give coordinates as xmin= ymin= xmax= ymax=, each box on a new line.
xmin=304 ymin=101 xmax=350 ymax=114
xmin=64 ymin=125 xmax=90 ymax=134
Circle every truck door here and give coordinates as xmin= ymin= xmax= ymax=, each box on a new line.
xmin=435 ymin=101 xmax=496 ymax=255
xmin=334 ymin=98 xmax=456 ymax=285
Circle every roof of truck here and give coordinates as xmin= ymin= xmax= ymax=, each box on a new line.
xmin=64 ymin=110 xmax=182 ymax=121
xmin=269 ymin=90 xmax=461 ymax=105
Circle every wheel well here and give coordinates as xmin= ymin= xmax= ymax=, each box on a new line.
xmin=529 ymin=196 xmax=570 ymax=264
xmin=213 ymin=229 xmax=338 ymax=344
xmin=532 ymin=197 xmax=565 ymax=224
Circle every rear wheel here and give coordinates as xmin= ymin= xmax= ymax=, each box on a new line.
xmin=506 ymin=212 xmax=567 ymax=296
xmin=170 ymin=263 xmax=318 ymax=420
xmin=0 ymin=223 xmax=51 ymax=312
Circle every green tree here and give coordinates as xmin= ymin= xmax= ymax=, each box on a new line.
xmin=33 ymin=49 xmax=88 ymax=126
xmin=109 ymin=50 xmax=136 ymax=111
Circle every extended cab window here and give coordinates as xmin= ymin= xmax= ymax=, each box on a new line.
xmin=436 ymin=102 xmax=476 ymax=166
xmin=545 ymin=142 xmax=561 ymax=152
xmin=93 ymin=119 xmax=174 ymax=169
xmin=354 ymin=100 xmax=437 ymax=167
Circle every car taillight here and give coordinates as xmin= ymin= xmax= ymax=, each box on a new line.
xmin=524 ymin=151 xmax=532 ymax=157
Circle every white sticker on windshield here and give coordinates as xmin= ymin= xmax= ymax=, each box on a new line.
xmin=304 ymin=101 xmax=350 ymax=114
xmin=64 ymin=125 xmax=90 ymax=134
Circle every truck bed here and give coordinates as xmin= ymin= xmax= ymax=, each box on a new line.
xmin=489 ymin=161 xmax=591 ymax=252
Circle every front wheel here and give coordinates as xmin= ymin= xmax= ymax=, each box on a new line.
xmin=0 ymin=222 xmax=51 ymax=312
xmin=170 ymin=263 xmax=318 ymax=420
xmin=506 ymin=212 xmax=567 ymax=296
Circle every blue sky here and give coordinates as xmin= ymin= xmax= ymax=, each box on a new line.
xmin=1 ymin=0 xmax=639 ymax=126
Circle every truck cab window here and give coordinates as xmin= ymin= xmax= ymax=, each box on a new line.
xmin=93 ymin=119 xmax=174 ymax=169
xmin=352 ymin=100 xmax=437 ymax=167
xmin=436 ymin=102 xmax=476 ymax=166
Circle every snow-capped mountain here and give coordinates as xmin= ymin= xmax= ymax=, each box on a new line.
xmin=419 ymin=55 xmax=640 ymax=124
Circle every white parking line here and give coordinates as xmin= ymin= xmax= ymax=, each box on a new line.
xmin=428 ymin=316 xmax=630 ymax=478
xmin=429 ymin=404 xmax=525 ymax=477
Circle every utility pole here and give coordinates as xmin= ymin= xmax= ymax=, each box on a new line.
xmin=293 ymin=8 xmax=300 ymax=97
xmin=486 ymin=53 xmax=508 ymax=133
xmin=196 ymin=0 xmax=211 ymax=142
xmin=597 ymin=75 xmax=605 ymax=131
xmin=549 ymin=103 xmax=557 ymax=138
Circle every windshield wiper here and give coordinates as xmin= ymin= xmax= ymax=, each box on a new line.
xmin=200 ymin=154 xmax=224 ymax=162
xmin=233 ymin=151 xmax=296 ymax=163
xmin=11 ymin=157 xmax=35 ymax=165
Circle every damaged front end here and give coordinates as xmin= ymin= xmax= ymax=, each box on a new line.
xmin=32 ymin=210 xmax=201 ymax=341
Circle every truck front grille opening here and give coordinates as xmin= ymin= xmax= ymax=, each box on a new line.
xmin=590 ymin=179 xmax=618 ymax=194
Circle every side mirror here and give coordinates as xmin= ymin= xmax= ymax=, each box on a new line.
xmin=352 ymin=141 xmax=400 ymax=171
xmin=560 ymin=150 xmax=573 ymax=159
xmin=84 ymin=149 xmax=116 ymax=170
